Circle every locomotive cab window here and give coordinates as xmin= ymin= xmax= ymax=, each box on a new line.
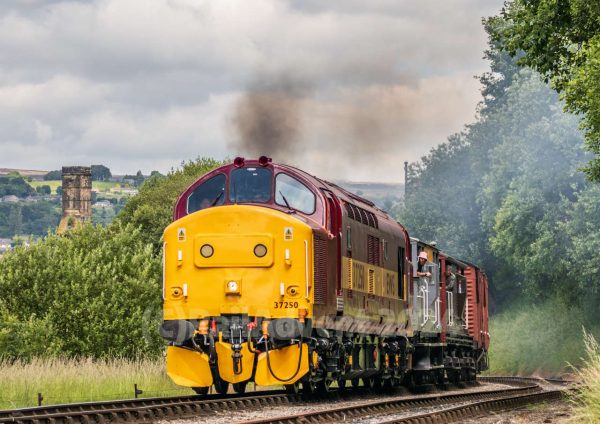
xmin=230 ymin=167 xmax=272 ymax=203
xmin=187 ymin=173 xmax=226 ymax=213
xmin=275 ymin=173 xmax=316 ymax=214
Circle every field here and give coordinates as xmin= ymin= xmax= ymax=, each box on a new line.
xmin=28 ymin=180 xmax=62 ymax=194
xmin=0 ymin=357 xmax=194 ymax=409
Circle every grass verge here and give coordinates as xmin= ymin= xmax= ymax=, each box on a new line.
xmin=486 ymin=299 xmax=600 ymax=376
xmin=0 ymin=357 xmax=194 ymax=409
xmin=569 ymin=331 xmax=600 ymax=423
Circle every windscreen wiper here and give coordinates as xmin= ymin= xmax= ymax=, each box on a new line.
xmin=279 ymin=191 xmax=293 ymax=211
xmin=211 ymin=191 xmax=224 ymax=206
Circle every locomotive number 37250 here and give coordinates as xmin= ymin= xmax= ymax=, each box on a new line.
xmin=273 ymin=301 xmax=299 ymax=309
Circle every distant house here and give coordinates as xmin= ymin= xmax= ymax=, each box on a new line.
xmin=109 ymin=187 xmax=138 ymax=195
xmin=93 ymin=200 xmax=112 ymax=208
xmin=0 ymin=238 xmax=12 ymax=255
xmin=1 ymin=195 xmax=19 ymax=203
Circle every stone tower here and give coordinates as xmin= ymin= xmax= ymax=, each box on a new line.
xmin=57 ymin=166 xmax=92 ymax=234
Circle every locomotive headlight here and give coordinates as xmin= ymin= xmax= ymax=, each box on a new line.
xmin=226 ymin=280 xmax=240 ymax=294
xmin=254 ymin=244 xmax=267 ymax=258
xmin=200 ymin=244 xmax=214 ymax=258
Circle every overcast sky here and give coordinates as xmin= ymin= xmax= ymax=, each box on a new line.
xmin=0 ymin=0 xmax=503 ymax=181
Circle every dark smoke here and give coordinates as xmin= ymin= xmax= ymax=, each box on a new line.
xmin=228 ymin=70 xmax=468 ymax=181
xmin=231 ymin=77 xmax=309 ymax=158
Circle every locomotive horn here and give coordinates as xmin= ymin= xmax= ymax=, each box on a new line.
xmin=258 ymin=156 xmax=272 ymax=166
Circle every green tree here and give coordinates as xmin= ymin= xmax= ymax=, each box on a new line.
xmin=7 ymin=205 xmax=22 ymax=236
xmin=35 ymin=185 xmax=51 ymax=195
xmin=397 ymin=20 xmax=593 ymax=309
xmin=92 ymin=207 xmax=116 ymax=226
xmin=0 ymin=175 xmax=35 ymax=197
xmin=91 ymin=164 xmax=112 ymax=181
xmin=44 ymin=170 xmax=62 ymax=180
xmin=492 ymin=1 xmax=600 ymax=180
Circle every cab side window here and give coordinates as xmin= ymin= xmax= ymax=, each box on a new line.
xmin=275 ymin=173 xmax=316 ymax=214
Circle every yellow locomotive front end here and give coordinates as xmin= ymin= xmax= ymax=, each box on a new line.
xmin=161 ymin=203 xmax=313 ymax=393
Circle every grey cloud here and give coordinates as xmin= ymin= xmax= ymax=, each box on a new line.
xmin=0 ymin=0 xmax=503 ymax=179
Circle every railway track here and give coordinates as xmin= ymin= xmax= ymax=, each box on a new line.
xmin=0 ymin=377 xmax=571 ymax=423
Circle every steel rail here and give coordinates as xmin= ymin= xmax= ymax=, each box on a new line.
xmin=377 ymin=389 xmax=566 ymax=423
xmin=0 ymin=390 xmax=290 ymax=424
xmin=0 ymin=376 xmax=570 ymax=424
xmin=241 ymin=381 xmax=544 ymax=424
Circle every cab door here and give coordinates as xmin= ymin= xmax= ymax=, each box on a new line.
xmin=321 ymin=189 xmax=342 ymax=312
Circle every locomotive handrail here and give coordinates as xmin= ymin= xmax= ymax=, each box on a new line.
xmin=162 ymin=242 xmax=167 ymax=300
xmin=448 ymin=291 xmax=455 ymax=326
xmin=463 ymin=298 xmax=469 ymax=330
xmin=304 ymin=240 xmax=309 ymax=299
xmin=419 ymin=281 xmax=429 ymax=327
xmin=435 ymin=297 xmax=440 ymax=328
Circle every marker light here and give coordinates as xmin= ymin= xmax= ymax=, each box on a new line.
xmin=254 ymin=244 xmax=267 ymax=258
xmin=258 ymin=156 xmax=272 ymax=166
xmin=233 ymin=157 xmax=245 ymax=167
xmin=200 ymin=244 xmax=214 ymax=258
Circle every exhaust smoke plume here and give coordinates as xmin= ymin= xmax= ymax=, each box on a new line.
xmin=231 ymin=77 xmax=309 ymax=158
xmin=229 ymin=71 xmax=480 ymax=182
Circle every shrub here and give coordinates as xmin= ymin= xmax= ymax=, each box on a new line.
xmin=0 ymin=223 xmax=162 ymax=359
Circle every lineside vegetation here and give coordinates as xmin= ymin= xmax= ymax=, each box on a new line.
xmin=0 ymin=357 xmax=193 ymax=409
xmin=569 ymin=331 xmax=600 ymax=423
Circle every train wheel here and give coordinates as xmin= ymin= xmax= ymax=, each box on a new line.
xmin=233 ymin=382 xmax=247 ymax=394
xmin=351 ymin=378 xmax=361 ymax=389
xmin=317 ymin=378 xmax=332 ymax=394
xmin=285 ymin=382 xmax=300 ymax=395
xmin=364 ymin=377 xmax=376 ymax=390
xmin=214 ymin=378 xmax=230 ymax=394
xmin=302 ymin=379 xmax=318 ymax=395
xmin=338 ymin=378 xmax=347 ymax=390
xmin=192 ymin=387 xmax=209 ymax=395
xmin=435 ymin=369 xmax=445 ymax=385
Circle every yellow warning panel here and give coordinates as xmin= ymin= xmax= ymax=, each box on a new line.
xmin=255 ymin=343 xmax=309 ymax=386
xmin=166 ymin=346 xmax=213 ymax=387
xmin=215 ymin=342 xmax=255 ymax=384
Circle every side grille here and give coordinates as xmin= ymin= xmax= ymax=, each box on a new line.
xmin=367 ymin=235 xmax=380 ymax=266
xmin=313 ymin=235 xmax=328 ymax=304
xmin=346 ymin=257 xmax=353 ymax=289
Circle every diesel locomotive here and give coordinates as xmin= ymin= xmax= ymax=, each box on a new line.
xmin=159 ymin=157 xmax=489 ymax=394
